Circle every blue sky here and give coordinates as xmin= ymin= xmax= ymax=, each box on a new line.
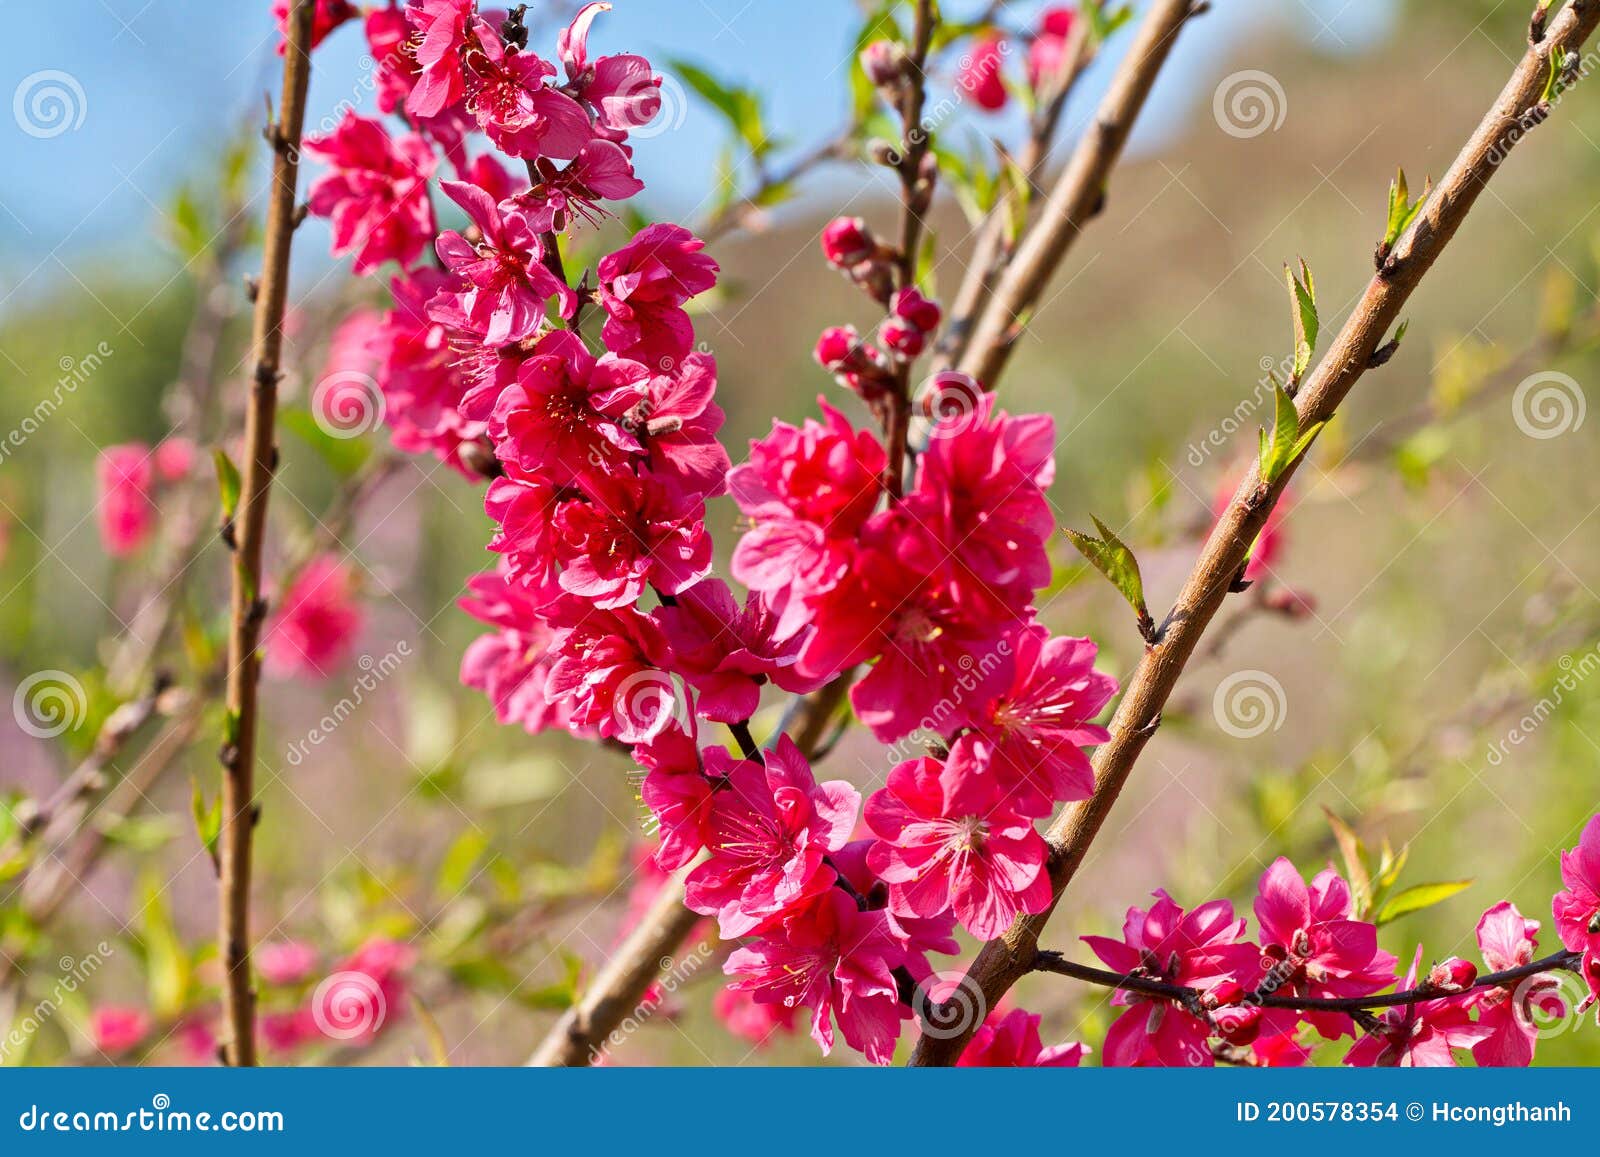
xmin=0 ymin=0 xmax=1395 ymax=292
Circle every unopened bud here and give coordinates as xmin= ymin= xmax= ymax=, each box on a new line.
xmin=1428 ymin=957 xmax=1478 ymax=993
xmin=821 ymin=216 xmax=875 ymax=269
xmin=859 ymin=40 xmax=908 ymax=87
xmin=1213 ymin=1003 xmax=1263 ymax=1046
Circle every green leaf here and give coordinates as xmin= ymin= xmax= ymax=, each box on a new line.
xmin=190 ymin=779 xmax=221 ymax=865
xmin=281 ymin=407 xmax=371 ymax=477
xmin=1375 ymin=880 xmax=1474 ymax=926
xmin=137 ymin=873 xmax=190 ymax=1019
xmin=436 ymin=830 xmax=490 ymax=899
xmin=1285 ymin=260 xmax=1318 ymax=383
xmin=1063 ymin=516 xmax=1151 ymax=635
xmin=1323 ymin=808 xmax=1372 ymax=917
xmin=1544 ymin=47 xmax=1569 ymax=104
xmin=1257 ymin=382 xmax=1323 ymax=485
xmin=1087 ymin=0 xmax=1135 ymax=44
xmin=666 ymin=58 xmax=772 ymax=162
xmin=1384 ymin=168 xmax=1430 ymax=251
xmin=213 ymin=449 xmax=241 ymax=520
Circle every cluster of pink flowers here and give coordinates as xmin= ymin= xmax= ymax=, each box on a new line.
xmin=293 ymin=0 xmax=1122 ymax=1064
xmin=1077 ymin=822 xmax=1600 ymax=1068
xmin=291 ymin=1 xmax=1600 ymax=1071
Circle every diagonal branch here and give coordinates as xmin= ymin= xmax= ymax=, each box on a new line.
xmin=955 ymin=0 xmax=1206 ymax=388
xmin=216 ymin=0 xmax=316 ymax=1069
xmin=910 ymin=0 xmax=1600 ymax=1066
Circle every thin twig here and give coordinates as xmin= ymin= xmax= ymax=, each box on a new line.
xmin=910 ymin=1 xmax=1600 ymax=1065
xmin=956 ymin=0 xmax=1204 ymax=388
xmin=216 ymin=0 xmax=316 ymax=1068
xmin=1031 ymin=948 xmax=1581 ymax=1013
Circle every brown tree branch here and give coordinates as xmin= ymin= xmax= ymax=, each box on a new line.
xmin=910 ymin=0 xmax=1600 ymax=1066
xmin=216 ymin=0 xmax=316 ymax=1068
xmin=956 ymin=0 xmax=1205 ymax=389
xmin=1032 ymin=948 xmax=1581 ymax=1012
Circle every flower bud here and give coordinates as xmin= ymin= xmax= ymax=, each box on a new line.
xmin=880 ymin=317 xmax=925 ymax=360
xmin=1428 ymin=957 xmax=1478 ymax=992
xmin=891 ymin=287 xmax=943 ymax=333
xmin=1212 ymin=1003 xmax=1263 ymax=1046
xmin=821 ymin=217 xmax=875 ymax=269
xmin=859 ymin=40 xmax=908 ymax=88
xmin=814 ymin=325 xmax=862 ymax=369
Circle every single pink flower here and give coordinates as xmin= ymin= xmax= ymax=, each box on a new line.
xmin=1344 ymin=946 xmax=1492 ymax=1067
xmin=959 ymin=35 xmax=1009 ymax=112
xmin=724 ymin=887 xmax=907 ymax=1064
xmin=432 ymin=179 xmax=576 ymax=345
xmin=1471 ymin=901 xmax=1562 ymax=1067
xmin=1253 ymin=857 xmax=1398 ymax=1039
xmin=558 ymin=1 xmax=663 ymax=136
xmin=488 ymin=329 xmax=649 ymax=482
xmin=541 ymin=599 xmax=672 ymax=742
xmin=463 ymin=27 xmax=593 ymax=160
xmin=305 ymin=113 xmax=437 ymax=275
xmin=958 ymin=1007 xmax=1086 ymax=1067
xmin=685 ymin=736 xmax=859 ymax=938
xmin=367 ymin=2 xmax=418 ymax=114
xmin=405 ymin=0 xmax=476 ymax=119
xmin=90 ymin=1005 xmax=151 ymax=1057
xmin=371 ymin=269 xmax=486 ymax=471
xmin=1554 ymin=814 xmax=1600 ymax=958
xmin=1083 ymin=891 xmax=1260 ymax=1067
xmin=865 ymin=741 xmax=1053 ymax=941
xmin=596 ymin=223 xmax=718 ymax=369
xmin=257 ymin=940 xmax=319 ymax=986
xmin=549 ymin=471 xmax=713 ymax=608
xmin=965 ymin=624 xmax=1116 ymax=815
xmin=96 ymin=444 xmax=156 ymax=556
xmin=307 ymin=937 xmax=416 ymax=1046
xmin=729 ymin=401 xmax=885 ymax=633
xmin=911 ymin=392 xmax=1056 ymax=602
xmin=265 ymin=554 xmax=364 ymax=679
